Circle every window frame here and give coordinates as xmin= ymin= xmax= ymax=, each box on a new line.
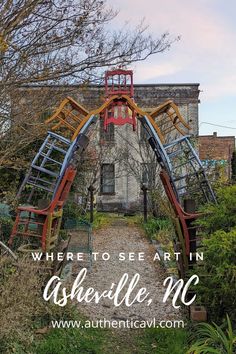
xmin=100 ymin=163 xmax=115 ymax=195
xmin=100 ymin=120 xmax=115 ymax=143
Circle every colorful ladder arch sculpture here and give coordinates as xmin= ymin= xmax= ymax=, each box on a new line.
xmin=9 ymin=68 xmax=216 ymax=259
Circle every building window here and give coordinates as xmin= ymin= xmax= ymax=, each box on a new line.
xmin=100 ymin=120 xmax=115 ymax=142
xmin=101 ymin=164 xmax=115 ymax=194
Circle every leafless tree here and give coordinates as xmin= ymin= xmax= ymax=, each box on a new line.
xmin=0 ymin=0 xmax=177 ymax=87
xmin=0 ymin=0 xmax=179 ymax=201
xmin=74 ymin=121 xmax=130 ymax=211
xmin=114 ymin=122 xmax=165 ymax=215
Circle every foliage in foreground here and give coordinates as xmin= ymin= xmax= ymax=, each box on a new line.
xmin=187 ymin=315 xmax=236 ymax=354
xmin=0 ymin=257 xmax=45 ymax=344
xmin=198 ymin=185 xmax=236 ymax=233
xmin=4 ymin=326 xmax=188 ymax=354
xmin=196 ymin=228 xmax=236 ymax=321
xmin=194 ymin=185 xmax=236 ymax=322
xmin=0 ymin=215 xmax=13 ymax=244
xmin=135 ymin=327 xmax=188 ymax=354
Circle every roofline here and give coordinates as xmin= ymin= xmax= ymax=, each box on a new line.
xmin=199 ymin=135 xmax=235 ymax=139
xmin=135 ymin=83 xmax=200 ymax=87
xmin=18 ymin=83 xmax=200 ymax=89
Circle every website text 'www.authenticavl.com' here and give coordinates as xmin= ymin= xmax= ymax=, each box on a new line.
xmin=51 ymin=319 xmax=186 ymax=329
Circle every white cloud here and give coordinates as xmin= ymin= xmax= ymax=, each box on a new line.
xmin=108 ymin=0 xmax=236 ymax=101
xmin=133 ymin=62 xmax=183 ymax=82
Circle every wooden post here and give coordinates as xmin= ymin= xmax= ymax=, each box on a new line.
xmin=184 ymin=198 xmax=197 ymax=308
xmin=88 ymin=185 xmax=95 ymax=223
xmin=141 ymin=184 xmax=148 ymax=223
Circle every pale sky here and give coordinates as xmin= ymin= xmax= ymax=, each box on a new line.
xmin=108 ymin=0 xmax=236 ymax=137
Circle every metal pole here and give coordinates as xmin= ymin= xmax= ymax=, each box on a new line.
xmin=88 ymin=185 xmax=95 ymax=223
xmin=141 ymin=184 xmax=148 ymax=223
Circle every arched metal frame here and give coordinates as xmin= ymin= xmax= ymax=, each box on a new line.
xmin=10 ymin=71 xmax=216 ymax=255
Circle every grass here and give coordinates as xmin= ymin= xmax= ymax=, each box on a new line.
xmin=142 ymin=217 xmax=173 ymax=241
xmin=135 ymin=327 xmax=188 ymax=354
xmin=91 ymin=211 xmax=113 ymax=230
xmin=8 ymin=326 xmax=188 ymax=354
xmin=29 ymin=326 xmax=110 ymax=354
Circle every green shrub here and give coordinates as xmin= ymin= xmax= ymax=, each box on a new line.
xmin=195 ymin=228 xmax=236 ymax=321
xmin=194 ymin=185 xmax=236 ymax=322
xmin=187 ymin=315 xmax=236 ymax=354
xmin=0 ymin=216 xmax=13 ymax=244
xmin=198 ymin=185 xmax=236 ymax=233
xmin=62 ymin=201 xmax=87 ymax=227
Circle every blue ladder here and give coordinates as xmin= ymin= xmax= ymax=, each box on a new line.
xmin=17 ymin=132 xmax=89 ymax=202
xmin=164 ymin=136 xmax=216 ymax=203
xmin=140 ymin=116 xmax=216 ymax=204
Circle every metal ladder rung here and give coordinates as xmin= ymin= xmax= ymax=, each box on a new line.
xmin=39 ymin=153 xmax=63 ymax=165
xmin=27 ymin=181 xmax=54 ymax=193
xmin=199 ymin=178 xmax=209 ymax=185
xmin=18 ymin=220 xmax=45 ymax=226
xmin=188 ymin=186 xmax=207 ymax=194
xmin=176 ymin=185 xmax=187 ymax=191
xmin=166 ymin=149 xmax=185 ymax=158
xmin=31 ymin=165 xmax=59 ymax=177
xmin=16 ymin=232 xmax=42 ymax=238
xmin=173 ymin=171 xmax=199 ymax=182
xmin=45 ymin=144 xmax=67 ymax=154
xmin=28 ymin=176 xmax=55 ymax=186
xmin=173 ymin=157 xmax=196 ymax=170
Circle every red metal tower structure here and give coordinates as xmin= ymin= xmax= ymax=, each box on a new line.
xmin=103 ymin=69 xmax=136 ymax=131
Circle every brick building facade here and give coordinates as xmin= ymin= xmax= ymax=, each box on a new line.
xmin=199 ymin=132 xmax=235 ymax=181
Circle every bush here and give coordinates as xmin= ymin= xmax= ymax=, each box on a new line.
xmin=0 ymin=216 xmax=13 ymax=244
xmin=195 ymin=185 xmax=236 ymax=322
xmin=187 ymin=315 xmax=236 ymax=354
xmin=0 ymin=257 xmax=79 ymax=352
xmin=143 ymin=217 xmax=172 ymax=240
xmin=195 ymin=228 xmax=236 ymax=321
xmin=0 ymin=257 xmax=45 ymax=345
xmin=61 ymin=201 xmax=86 ymax=227
xmin=198 ymin=185 xmax=236 ymax=233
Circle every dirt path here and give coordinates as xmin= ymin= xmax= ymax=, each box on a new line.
xmin=73 ymin=220 xmax=181 ymax=323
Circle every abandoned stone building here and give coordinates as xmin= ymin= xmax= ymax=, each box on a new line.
xmin=16 ymin=83 xmax=200 ymax=211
